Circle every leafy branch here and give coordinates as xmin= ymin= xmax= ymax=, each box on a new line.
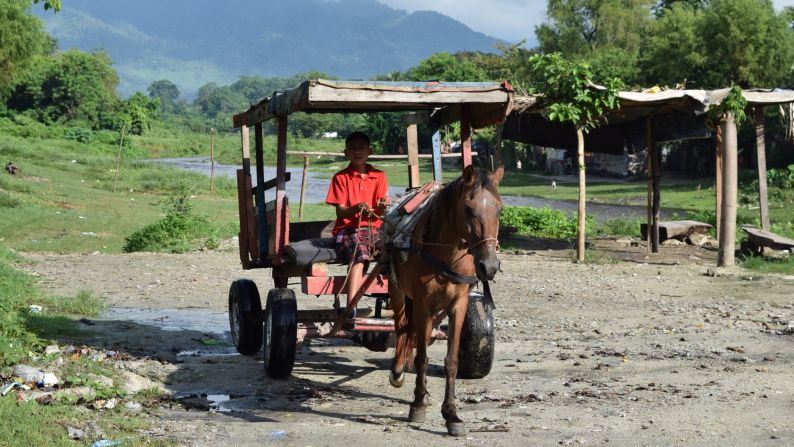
xmin=528 ymin=53 xmax=623 ymax=132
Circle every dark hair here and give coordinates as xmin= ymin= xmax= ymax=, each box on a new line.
xmin=345 ymin=131 xmax=370 ymax=146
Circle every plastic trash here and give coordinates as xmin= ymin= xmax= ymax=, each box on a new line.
xmin=41 ymin=373 xmax=59 ymax=387
xmin=91 ymin=440 xmax=123 ymax=447
xmin=1 ymin=382 xmax=30 ymax=396
xmin=67 ymin=427 xmax=85 ymax=440
xmin=29 ymin=305 xmax=42 ymax=314
xmin=270 ymin=431 xmax=287 ymax=440
xmin=13 ymin=365 xmax=44 ymax=384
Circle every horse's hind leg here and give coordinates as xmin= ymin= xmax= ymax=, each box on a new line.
xmin=441 ymin=294 xmax=468 ymax=436
xmin=409 ymin=310 xmax=433 ymax=423
xmin=389 ymin=282 xmax=408 ymax=388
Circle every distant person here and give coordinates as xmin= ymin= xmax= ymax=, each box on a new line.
xmin=397 ymin=144 xmax=405 ymax=155
xmin=5 ymin=162 xmax=20 ymax=175
xmin=326 ymin=132 xmax=389 ymax=315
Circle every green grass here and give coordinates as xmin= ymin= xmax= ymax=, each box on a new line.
xmin=39 ymin=290 xmax=106 ymax=317
xmin=741 ymin=254 xmax=794 ymax=274
xmin=0 ymin=133 xmax=240 ymax=253
xmin=0 ymin=243 xmax=172 ymax=446
xmin=0 ymin=397 xmax=172 ymax=447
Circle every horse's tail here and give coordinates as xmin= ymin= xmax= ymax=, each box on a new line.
xmin=394 ymin=297 xmax=415 ymax=372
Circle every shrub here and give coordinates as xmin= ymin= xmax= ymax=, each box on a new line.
xmin=123 ymin=185 xmax=219 ymax=253
xmin=500 ymin=205 xmax=593 ymax=239
xmin=64 ymin=127 xmax=93 ymax=143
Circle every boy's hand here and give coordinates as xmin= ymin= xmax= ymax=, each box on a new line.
xmin=357 ymin=202 xmax=374 ymax=218
xmin=375 ymin=196 xmax=390 ymax=214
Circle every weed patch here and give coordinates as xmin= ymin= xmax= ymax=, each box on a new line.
xmin=741 ymin=254 xmax=794 ymax=274
xmin=500 ymin=205 xmax=593 ymax=239
xmin=123 ymin=186 xmax=225 ymax=253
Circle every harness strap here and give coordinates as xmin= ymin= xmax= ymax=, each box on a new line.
xmin=395 ymin=247 xmax=478 ymax=285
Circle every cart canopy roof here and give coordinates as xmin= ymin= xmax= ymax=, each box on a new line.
xmin=233 ymin=79 xmax=514 ymax=129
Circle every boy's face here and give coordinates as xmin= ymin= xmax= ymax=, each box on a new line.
xmin=345 ymin=138 xmax=371 ymax=167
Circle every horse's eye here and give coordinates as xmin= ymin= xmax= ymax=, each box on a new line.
xmin=463 ymin=206 xmax=475 ymax=217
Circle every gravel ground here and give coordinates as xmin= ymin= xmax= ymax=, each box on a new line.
xmin=21 ymin=238 xmax=794 ymax=446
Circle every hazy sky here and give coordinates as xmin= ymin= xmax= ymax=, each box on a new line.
xmin=379 ymin=0 xmax=794 ymax=45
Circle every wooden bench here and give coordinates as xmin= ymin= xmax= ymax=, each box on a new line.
xmin=640 ymin=220 xmax=713 ymax=242
xmin=741 ymin=225 xmax=794 ymax=255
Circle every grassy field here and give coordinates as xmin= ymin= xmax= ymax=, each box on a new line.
xmin=2 ymin=119 xmax=792 ymax=255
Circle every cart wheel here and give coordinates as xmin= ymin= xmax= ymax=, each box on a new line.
xmin=359 ymin=331 xmax=391 ymax=352
xmin=228 ymin=278 xmax=263 ymax=355
xmin=458 ymin=290 xmax=495 ymax=379
xmin=263 ymin=288 xmax=297 ymax=379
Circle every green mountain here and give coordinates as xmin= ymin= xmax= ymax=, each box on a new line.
xmin=38 ymin=0 xmax=502 ymax=97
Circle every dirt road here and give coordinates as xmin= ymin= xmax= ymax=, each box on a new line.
xmin=23 ymin=239 xmax=794 ymax=446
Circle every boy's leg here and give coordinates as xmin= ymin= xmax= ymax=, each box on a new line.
xmin=346 ymin=261 xmax=365 ymax=315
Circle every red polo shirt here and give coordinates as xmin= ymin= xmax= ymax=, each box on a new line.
xmin=326 ymin=164 xmax=388 ymax=236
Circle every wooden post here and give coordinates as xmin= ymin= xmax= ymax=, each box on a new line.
xmin=576 ymin=127 xmax=586 ymax=262
xmin=718 ymin=113 xmax=738 ymax=267
xmin=651 ymin=126 xmax=661 ymax=254
xmin=299 ymin=155 xmax=309 ymax=221
xmin=646 ymin=116 xmax=653 ymax=252
xmin=431 ymin=130 xmax=442 ymax=182
xmin=406 ymin=122 xmax=420 ymax=188
xmin=715 ymin=125 xmax=723 ymax=242
xmin=255 ymin=123 xmax=267 ymax=262
xmin=494 ymin=123 xmax=504 ymax=171
xmin=754 ymin=107 xmax=770 ymax=231
xmin=210 ymin=128 xmax=216 ymax=197
xmin=112 ymin=123 xmax=126 ymax=193
xmin=461 ymin=104 xmax=472 ymax=169
xmin=274 ymin=117 xmax=289 ymax=265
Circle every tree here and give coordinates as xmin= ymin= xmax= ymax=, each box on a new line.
xmin=528 ymin=53 xmax=623 ymax=261
xmin=194 ymin=82 xmax=247 ymax=119
xmin=147 ymin=79 xmax=180 ymax=114
xmin=535 ymin=0 xmax=654 ymax=85
xmin=404 ymin=52 xmax=488 ymax=82
xmin=8 ymin=49 xmax=120 ymax=127
xmin=643 ymin=0 xmax=794 ymax=88
xmin=0 ymin=0 xmax=54 ymax=98
xmin=119 ymin=92 xmax=159 ymax=135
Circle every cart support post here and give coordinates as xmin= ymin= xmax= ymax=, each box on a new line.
xmin=255 ymin=123 xmax=267 ymax=262
xmin=274 ymin=117 xmax=289 ymax=265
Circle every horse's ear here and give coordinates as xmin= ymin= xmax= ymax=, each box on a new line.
xmin=490 ymin=165 xmax=504 ymax=187
xmin=462 ymin=164 xmax=477 ymax=186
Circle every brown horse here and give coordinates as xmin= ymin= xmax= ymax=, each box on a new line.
xmin=387 ymin=164 xmax=503 ymax=436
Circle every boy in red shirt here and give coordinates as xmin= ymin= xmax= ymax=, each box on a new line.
xmin=326 ymin=132 xmax=389 ymax=312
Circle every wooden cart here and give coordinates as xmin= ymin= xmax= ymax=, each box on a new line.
xmin=228 ymin=79 xmax=513 ymax=378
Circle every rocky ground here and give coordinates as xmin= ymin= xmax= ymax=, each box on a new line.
xmin=21 ymin=238 xmax=794 ymax=446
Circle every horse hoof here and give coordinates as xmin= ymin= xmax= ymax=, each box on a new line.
xmin=446 ymin=421 xmax=466 ymax=437
xmin=408 ymin=407 xmax=425 ymax=423
xmin=389 ymin=371 xmax=404 ymax=388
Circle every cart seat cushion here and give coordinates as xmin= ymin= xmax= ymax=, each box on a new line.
xmin=284 ymin=238 xmax=338 ymax=265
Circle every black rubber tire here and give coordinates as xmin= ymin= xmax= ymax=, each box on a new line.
xmin=262 ymin=288 xmax=298 ymax=379
xmin=359 ymin=331 xmax=391 ymax=352
xmin=458 ymin=290 xmax=495 ymax=379
xmin=228 ymin=278 xmax=263 ymax=355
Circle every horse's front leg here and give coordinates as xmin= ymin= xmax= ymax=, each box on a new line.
xmin=388 ymin=281 xmax=407 ymax=388
xmin=409 ymin=306 xmax=433 ymax=423
xmin=441 ymin=291 xmax=469 ymax=436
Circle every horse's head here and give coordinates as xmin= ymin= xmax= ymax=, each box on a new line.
xmin=459 ymin=164 xmax=504 ymax=282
